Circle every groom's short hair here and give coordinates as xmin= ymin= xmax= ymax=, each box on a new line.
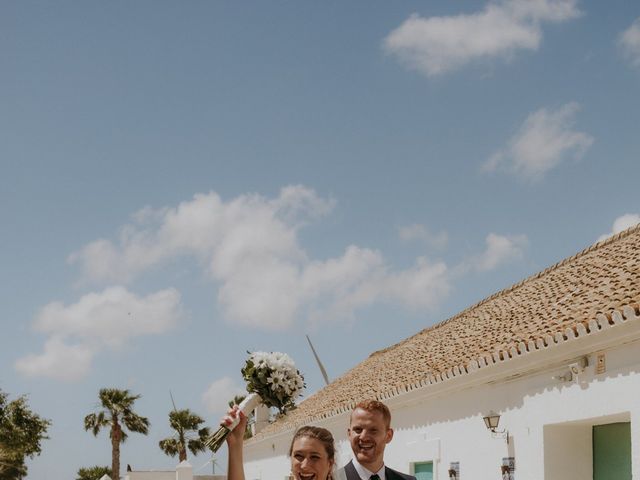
xmin=351 ymin=399 xmax=391 ymax=428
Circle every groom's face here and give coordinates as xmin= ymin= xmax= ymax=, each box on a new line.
xmin=348 ymin=407 xmax=393 ymax=472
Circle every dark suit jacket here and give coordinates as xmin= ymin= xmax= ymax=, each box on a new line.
xmin=339 ymin=460 xmax=416 ymax=480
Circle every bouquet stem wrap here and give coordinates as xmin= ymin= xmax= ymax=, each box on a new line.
xmin=207 ymin=393 xmax=261 ymax=453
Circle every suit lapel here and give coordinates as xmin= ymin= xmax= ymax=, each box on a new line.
xmin=385 ymin=466 xmax=400 ymax=480
xmin=342 ymin=461 xmax=407 ymax=480
xmin=344 ymin=460 xmax=359 ymax=480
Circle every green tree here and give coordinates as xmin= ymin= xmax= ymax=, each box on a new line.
xmin=0 ymin=389 xmax=50 ymax=480
xmin=158 ymin=409 xmax=210 ymax=462
xmin=84 ymin=388 xmax=149 ymax=480
xmin=76 ymin=465 xmax=112 ymax=480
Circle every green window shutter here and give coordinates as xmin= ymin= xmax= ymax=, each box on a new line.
xmin=414 ymin=461 xmax=433 ymax=480
xmin=593 ymin=422 xmax=631 ymax=480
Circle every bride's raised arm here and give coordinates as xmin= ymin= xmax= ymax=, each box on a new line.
xmin=223 ymin=406 xmax=248 ymax=480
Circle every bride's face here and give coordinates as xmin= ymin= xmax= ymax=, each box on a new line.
xmin=290 ymin=436 xmax=334 ymax=480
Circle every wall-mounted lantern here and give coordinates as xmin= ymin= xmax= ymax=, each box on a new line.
xmin=483 ymin=411 xmax=509 ymax=444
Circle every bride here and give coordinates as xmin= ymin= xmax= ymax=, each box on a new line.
xmin=223 ymin=405 xmax=337 ymax=480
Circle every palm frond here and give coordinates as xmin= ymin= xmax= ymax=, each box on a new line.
xmin=123 ymin=414 xmax=150 ymax=434
xmin=158 ymin=438 xmax=181 ymax=457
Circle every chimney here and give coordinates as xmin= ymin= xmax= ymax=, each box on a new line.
xmin=176 ymin=460 xmax=193 ymax=480
xmin=252 ymin=404 xmax=270 ymax=435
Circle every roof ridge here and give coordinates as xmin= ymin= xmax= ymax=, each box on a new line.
xmin=369 ymin=222 xmax=640 ymax=357
xmin=457 ymin=222 xmax=640 ymax=317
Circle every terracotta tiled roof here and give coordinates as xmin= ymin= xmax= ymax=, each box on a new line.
xmin=252 ymin=225 xmax=640 ymax=439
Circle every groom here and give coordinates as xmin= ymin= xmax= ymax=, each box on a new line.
xmin=338 ymin=400 xmax=416 ymax=480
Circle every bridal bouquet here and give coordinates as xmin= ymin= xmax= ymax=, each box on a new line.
xmin=207 ymin=351 xmax=305 ymax=452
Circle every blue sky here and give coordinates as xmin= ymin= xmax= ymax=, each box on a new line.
xmin=1 ymin=1 xmax=639 ymax=478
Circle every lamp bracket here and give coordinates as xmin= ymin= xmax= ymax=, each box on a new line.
xmin=490 ymin=428 xmax=509 ymax=444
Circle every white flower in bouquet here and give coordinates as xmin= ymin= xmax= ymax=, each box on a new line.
xmin=207 ymin=351 xmax=305 ymax=452
xmin=242 ymin=351 xmax=304 ymax=413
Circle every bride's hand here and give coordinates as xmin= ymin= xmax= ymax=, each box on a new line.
xmin=222 ymin=405 xmax=248 ymax=448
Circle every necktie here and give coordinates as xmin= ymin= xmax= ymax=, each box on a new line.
xmin=370 ymin=475 xmax=381 ymax=480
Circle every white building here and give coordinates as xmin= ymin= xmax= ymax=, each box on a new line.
xmin=243 ymin=225 xmax=640 ymax=480
xmin=124 ymin=461 xmax=225 ymax=480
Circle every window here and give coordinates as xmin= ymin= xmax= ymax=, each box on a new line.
xmin=413 ymin=461 xmax=433 ymax=480
xmin=593 ymin=422 xmax=631 ymax=480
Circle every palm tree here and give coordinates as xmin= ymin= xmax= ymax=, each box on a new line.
xmin=76 ymin=465 xmax=111 ymax=480
xmin=84 ymin=388 xmax=149 ymax=480
xmin=158 ymin=409 xmax=210 ymax=462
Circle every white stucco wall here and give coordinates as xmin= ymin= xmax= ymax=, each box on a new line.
xmin=543 ymin=422 xmax=593 ymax=479
xmin=125 ymin=463 xmax=226 ymax=480
xmin=244 ymin=330 xmax=640 ymax=480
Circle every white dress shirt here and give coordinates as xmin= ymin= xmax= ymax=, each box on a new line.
xmin=352 ymin=457 xmax=386 ymax=480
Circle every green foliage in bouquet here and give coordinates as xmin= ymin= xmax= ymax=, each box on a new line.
xmin=241 ymin=351 xmax=305 ymax=415
xmin=206 ymin=351 xmax=305 ymax=453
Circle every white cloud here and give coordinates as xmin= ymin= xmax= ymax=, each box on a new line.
xmin=67 ymin=187 xmax=453 ymax=330
xmin=68 ymin=186 xmax=332 ymax=285
xmin=202 ymin=377 xmax=246 ymax=415
xmin=399 ymin=224 xmax=448 ymax=249
xmin=66 ymin=187 xmax=527 ymax=332
xmin=15 ymin=287 xmax=183 ymax=381
xmin=475 ymin=233 xmax=528 ymax=271
xmin=33 ymin=286 xmax=183 ymax=347
xmin=383 ymin=0 xmax=581 ymax=77
xmin=458 ymin=233 xmax=528 ymax=273
xmin=597 ymin=214 xmax=640 ymax=242
xmin=217 ymin=257 xmax=301 ymax=329
xmin=15 ymin=337 xmax=94 ymax=382
xmin=379 ymin=257 xmax=450 ymax=309
xmin=483 ymin=102 xmax=593 ymax=180
xmin=619 ymin=18 xmax=640 ymax=68
xmin=306 ymin=252 xmax=450 ymax=324
xmin=301 ymin=246 xmax=385 ymax=300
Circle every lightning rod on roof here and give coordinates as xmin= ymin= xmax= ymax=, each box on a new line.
xmin=306 ymin=334 xmax=330 ymax=386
